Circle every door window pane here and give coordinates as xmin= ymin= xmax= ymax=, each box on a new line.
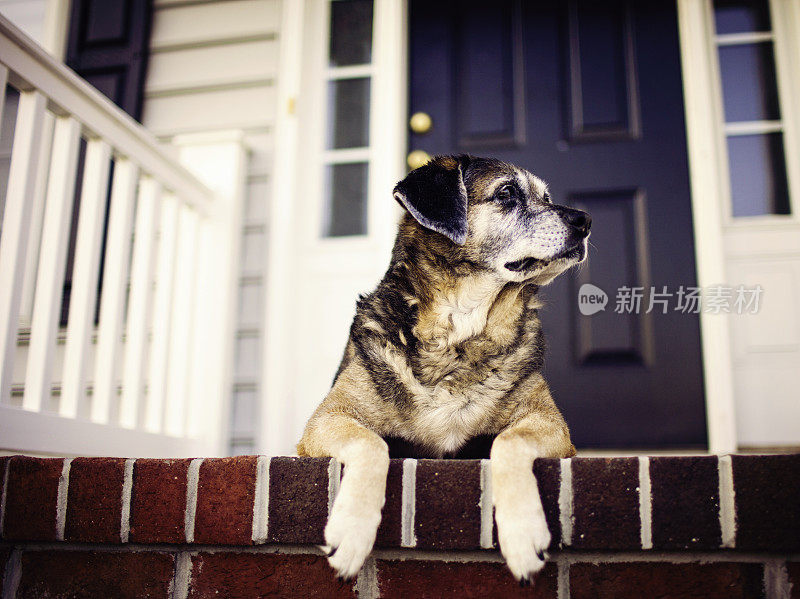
xmin=727 ymin=133 xmax=790 ymax=216
xmin=329 ymin=0 xmax=373 ymax=66
xmin=327 ymin=77 xmax=371 ymax=149
xmin=714 ymin=0 xmax=771 ymax=34
xmin=718 ymin=43 xmax=780 ymax=122
xmin=322 ymin=162 xmax=368 ymax=237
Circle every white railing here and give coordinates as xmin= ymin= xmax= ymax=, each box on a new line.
xmin=0 ymin=14 xmax=234 ymax=457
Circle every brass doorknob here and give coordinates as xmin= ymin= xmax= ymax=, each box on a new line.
xmin=407 ymin=150 xmax=431 ymax=170
xmin=409 ymin=112 xmax=433 ymax=134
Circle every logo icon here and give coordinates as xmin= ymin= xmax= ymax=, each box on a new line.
xmin=578 ymin=283 xmax=608 ymax=316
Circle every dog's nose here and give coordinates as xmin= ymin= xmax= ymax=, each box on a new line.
xmin=563 ymin=209 xmax=592 ymax=235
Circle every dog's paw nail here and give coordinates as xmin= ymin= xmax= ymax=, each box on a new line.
xmin=327 ymin=546 xmax=338 ymax=558
xmin=536 ymin=549 xmax=545 ymax=561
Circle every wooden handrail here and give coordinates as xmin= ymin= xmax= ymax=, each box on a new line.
xmin=0 ymin=13 xmax=214 ymax=212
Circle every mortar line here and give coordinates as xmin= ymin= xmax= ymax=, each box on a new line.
xmin=170 ymin=551 xmax=193 ymax=599
xmin=557 ymin=559 xmax=570 ymax=599
xmin=0 ymin=456 xmax=11 ymax=538
xmin=184 ymin=458 xmax=203 ymax=543
xmin=638 ymin=456 xmax=652 ymax=550
xmin=401 ymin=459 xmax=417 ymax=548
xmin=56 ymin=458 xmax=73 ymax=541
xmin=120 ymin=458 xmax=135 ymax=543
xmin=763 ymin=559 xmax=790 ymax=599
xmin=559 ymin=458 xmax=573 ymax=547
xmin=479 ymin=459 xmax=494 ymax=549
xmin=1 ymin=548 xmax=21 ymax=599
xmin=327 ymin=458 xmax=341 ymax=517
xmin=355 ymin=556 xmax=378 ymax=599
xmin=252 ymin=456 xmax=270 ymax=543
xmin=718 ymin=455 xmax=736 ymax=549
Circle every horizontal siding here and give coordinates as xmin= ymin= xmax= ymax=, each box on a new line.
xmin=142 ymin=84 xmax=275 ymax=136
xmin=150 ymin=0 xmax=280 ymax=50
xmin=0 ymin=0 xmax=46 ymax=44
xmin=145 ymin=38 xmax=278 ymax=95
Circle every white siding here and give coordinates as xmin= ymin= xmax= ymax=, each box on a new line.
xmin=143 ymin=0 xmax=280 ymax=455
xmin=0 ymin=0 xmax=47 ymax=44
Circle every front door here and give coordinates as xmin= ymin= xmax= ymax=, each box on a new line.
xmin=409 ymin=0 xmax=707 ymax=448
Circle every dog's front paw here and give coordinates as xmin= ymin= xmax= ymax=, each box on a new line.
xmin=495 ymin=504 xmax=551 ymax=583
xmin=324 ymin=493 xmax=381 ymax=579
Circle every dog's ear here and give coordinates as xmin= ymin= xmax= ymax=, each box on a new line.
xmin=393 ymin=155 xmax=469 ymax=245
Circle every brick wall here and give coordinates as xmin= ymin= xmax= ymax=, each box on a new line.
xmin=0 ymin=454 xmax=798 ymax=598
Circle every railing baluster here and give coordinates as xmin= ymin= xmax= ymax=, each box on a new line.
xmin=186 ymin=218 xmax=212 ymax=439
xmin=0 ymin=91 xmax=46 ymax=405
xmin=22 ymin=116 xmax=82 ymax=412
xmin=91 ymin=159 xmax=139 ymax=424
xmin=144 ymin=193 xmax=179 ymax=434
xmin=59 ymin=139 xmax=112 ymax=419
xmin=20 ymin=113 xmax=56 ymax=326
xmin=164 ymin=205 xmax=199 ymax=437
xmin=120 ymin=178 xmax=161 ymax=429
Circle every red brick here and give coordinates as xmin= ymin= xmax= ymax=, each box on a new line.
xmin=732 ymin=454 xmax=800 ymax=551
xmin=64 ymin=457 xmax=126 ymax=543
xmin=650 ymin=456 xmax=721 ymax=549
xmin=187 ymin=552 xmax=356 ymax=598
xmin=376 ymin=559 xmax=557 ymax=598
xmin=129 ymin=458 xmax=190 ymax=544
xmin=415 ymin=460 xmax=481 ymax=550
xmin=3 ymin=457 xmax=64 ymax=541
xmin=375 ymin=459 xmax=403 ymax=547
xmin=570 ymin=562 xmax=764 ymax=599
xmin=788 ymin=562 xmax=800 ymax=599
xmin=17 ymin=550 xmax=174 ymax=599
xmin=267 ymin=457 xmax=329 ymax=544
xmin=571 ymin=457 xmax=640 ymax=550
xmin=194 ymin=456 xmax=256 ymax=545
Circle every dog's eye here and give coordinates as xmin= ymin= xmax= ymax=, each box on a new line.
xmin=495 ymin=185 xmax=517 ymax=203
xmin=543 ymin=192 xmax=551 ymax=203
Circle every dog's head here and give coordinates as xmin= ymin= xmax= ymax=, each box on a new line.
xmin=393 ymin=155 xmax=591 ymax=285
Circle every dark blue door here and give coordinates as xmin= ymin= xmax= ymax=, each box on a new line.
xmin=409 ymin=0 xmax=707 ymax=448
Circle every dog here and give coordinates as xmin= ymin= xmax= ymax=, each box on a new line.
xmin=297 ymin=155 xmax=590 ymax=582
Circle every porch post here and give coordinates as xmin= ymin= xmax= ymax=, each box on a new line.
xmin=174 ymin=131 xmax=248 ymax=456
xmin=676 ymin=0 xmax=737 ymax=453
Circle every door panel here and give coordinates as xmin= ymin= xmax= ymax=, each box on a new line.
xmin=409 ymin=0 xmax=707 ymax=448
xmin=67 ymin=0 xmax=153 ymax=120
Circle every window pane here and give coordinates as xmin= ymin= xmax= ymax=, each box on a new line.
xmin=327 ymin=77 xmax=371 ymax=149
xmin=323 ymin=162 xmax=368 ymax=237
xmin=727 ymin=133 xmax=790 ymax=216
xmin=329 ymin=0 xmax=373 ymax=67
xmin=714 ymin=0 xmax=771 ymax=34
xmin=718 ymin=43 xmax=780 ymax=122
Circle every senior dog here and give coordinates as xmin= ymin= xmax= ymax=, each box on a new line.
xmin=298 ymin=155 xmax=590 ymax=582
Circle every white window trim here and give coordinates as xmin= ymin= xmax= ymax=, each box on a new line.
xmin=677 ymin=0 xmax=738 ymax=453
xmin=261 ymin=0 xmax=407 ymax=455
